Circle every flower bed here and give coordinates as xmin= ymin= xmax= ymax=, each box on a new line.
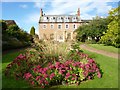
xmin=4 ymin=42 xmax=102 ymax=88
xmin=5 ymin=53 xmax=102 ymax=88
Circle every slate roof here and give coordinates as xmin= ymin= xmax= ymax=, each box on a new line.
xmin=39 ymin=15 xmax=81 ymax=23
xmin=4 ymin=20 xmax=17 ymax=26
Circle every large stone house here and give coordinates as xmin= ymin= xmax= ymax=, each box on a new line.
xmin=38 ymin=8 xmax=89 ymax=42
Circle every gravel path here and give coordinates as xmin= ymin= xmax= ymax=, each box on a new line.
xmin=80 ymin=44 xmax=119 ymax=59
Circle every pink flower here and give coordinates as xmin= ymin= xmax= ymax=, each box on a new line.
xmin=49 ymin=65 xmax=55 ymax=69
xmin=43 ymin=68 xmax=48 ymax=72
xmin=70 ymin=67 xmax=73 ymax=70
xmin=36 ymin=65 xmax=41 ymax=69
xmin=17 ymin=54 xmax=26 ymax=60
xmin=73 ymin=63 xmax=77 ymax=67
xmin=60 ymin=64 xmax=65 ymax=69
xmin=59 ymin=70 xmax=63 ymax=74
xmin=39 ymin=80 xmax=43 ymax=84
xmin=44 ymin=74 xmax=48 ymax=78
xmin=72 ymin=74 xmax=76 ymax=77
xmin=33 ymin=68 xmax=37 ymax=72
xmin=56 ymin=62 xmax=60 ymax=66
xmin=44 ymin=80 xmax=48 ymax=84
xmin=36 ymin=76 xmax=41 ymax=81
xmin=48 ymin=62 xmax=52 ymax=66
xmin=97 ymin=72 xmax=101 ymax=78
xmin=66 ymin=72 xmax=70 ymax=77
xmin=41 ymin=85 xmax=45 ymax=88
xmin=24 ymin=73 xmax=32 ymax=80
xmin=50 ymin=73 xmax=55 ymax=80
xmin=80 ymin=64 xmax=85 ymax=69
xmin=85 ymin=64 xmax=90 ymax=69
xmin=88 ymin=76 xmax=91 ymax=80
xmin=31 ymin=81 xmax=34 ymax=85
xmin=88 ymin=58 xmax=94 ymax=63
xmin=61 ymin=70 xmax=66 ymax=72
xmin=72 ymin=77 xmax=75 ymax=80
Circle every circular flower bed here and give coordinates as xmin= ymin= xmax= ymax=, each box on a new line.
xmin=5 ymin=52 xmax=102 ymax=88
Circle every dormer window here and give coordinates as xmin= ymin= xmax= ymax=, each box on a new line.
xmin=65 ymin=16 xmax=69 ymax=22
xmin=57 ymin=17 xmax=62 ymax=22
xmin=72 ymin=17 xmax=77 ymax=22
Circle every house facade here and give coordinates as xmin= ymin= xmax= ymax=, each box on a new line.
xmin=38 ymin=8 xmax=89 ymax=42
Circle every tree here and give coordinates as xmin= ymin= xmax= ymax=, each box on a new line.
xmin=75 ymin=17 xmax=109 ymax=43
xmin=30 ymin=26 xmax=35 ymax=35
xmin=0 ymin=20 xmax=8 ymax=34
xmin=99 ymin=6 xmax=120 ymax=47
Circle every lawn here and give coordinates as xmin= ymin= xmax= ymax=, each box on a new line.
xmin=87 ymin=44 xmax=120 ymax=54
xmin=2 ymin=49 xmax=30 ymax=88
xmin=2 ymin=48 xmax=118 ymax=88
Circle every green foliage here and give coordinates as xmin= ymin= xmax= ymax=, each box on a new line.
xmin=30 ymin=26 xmax=35 ymax=35
xmin=67 ymin=42 xmax=84 ymax=62
xmin=76 ymin=17 xmax=109 ymax=43
xmin=2 ymin=22 xmax=32 ymax=50
xmin=99 ymin=6 xmax=120 ymax=48
xmin=0 ymin=20 xmax=8 ymax=34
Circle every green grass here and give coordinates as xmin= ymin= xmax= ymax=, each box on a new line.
xmin=87 ymin=44 xmax=119 ymax=54
xmin=2 ymin=49 xmax=30 ymax=88
xmin=2 ymin=48 xmax=118 ymax=88
xmin=51 ymin=50 xmax=118 ymax=88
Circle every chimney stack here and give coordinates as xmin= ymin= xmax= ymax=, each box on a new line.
xmin=77 ymin=8 xmax=80 ymax=16
xmin=40 ymin=8 xmax=43 ymax=16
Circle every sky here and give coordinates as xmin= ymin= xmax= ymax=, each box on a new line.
xmin=1 ymin=0 xmax=119 ymax=35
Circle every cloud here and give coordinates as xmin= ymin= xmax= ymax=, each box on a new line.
xmin=23 ymin=13 xmax=40 ymax=23
xmin=19 ymin=4 xmax=28 ymax=8
xmin=34 ymin=2 xmax=44 ymax=8
xmin=1 ymin=0 xmax=119 ymax=2
xmin=20 ymin=0 xmax=118 ymax=34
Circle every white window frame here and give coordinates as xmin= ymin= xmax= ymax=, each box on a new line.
xmin=49 ymin=17 xmax=53 ymax=22
xmin=57 ymin=17 xmax=62 ymax=22
xmin=65 ymin=24 xmax=69 ymax=29
xmin=72 ymin=17 xmax=77 ymax=22
xmin=43 ymin=17 xmax=48 ymax=22
xmin=43 ymin=24 xmax=47 ymax=29
xmin=64 ymin=16 xmax=69 ymax=22
xmin=73 ymin=24 xmax=77 ymax=29
xmin=50 ymin=24 xmax=54 ymax=29
xmin=58 ymin=24 xmax=62 ymax=29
